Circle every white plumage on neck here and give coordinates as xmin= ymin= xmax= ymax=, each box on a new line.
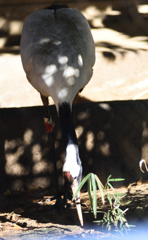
xmin=63 ymin=143 xmax=81 ymax=178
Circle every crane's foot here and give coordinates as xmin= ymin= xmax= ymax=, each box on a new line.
xmin=49 ymin=183 xmax=73 ymax=213
xmin=55 ymin=195 xmax=64 ymax=214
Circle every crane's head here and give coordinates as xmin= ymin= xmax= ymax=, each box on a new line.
xmin=63 ymin=144 xmax=83 ymax=226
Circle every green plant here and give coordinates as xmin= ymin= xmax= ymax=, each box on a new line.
xmin=73 ymin=173 xmax=134 ymax=232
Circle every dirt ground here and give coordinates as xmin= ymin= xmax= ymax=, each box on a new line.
xmin=1 ymin=2 xmax=148 ymax=239
xmin=0 ymin=181 xmax=148 ymax=239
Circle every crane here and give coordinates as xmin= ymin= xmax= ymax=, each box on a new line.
xmin=20 ymin=4 xmax=95 ymax=226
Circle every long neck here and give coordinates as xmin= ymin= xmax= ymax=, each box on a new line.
xmin=58 ymin=102 xmax=78 ymax=147
xmin=59 ymin=102 xmax=82 ymax=181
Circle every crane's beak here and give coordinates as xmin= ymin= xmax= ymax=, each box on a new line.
xmin=71 ymin=178 xmax=83 ymax=226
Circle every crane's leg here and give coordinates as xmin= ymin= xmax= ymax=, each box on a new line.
xmin=40 ymin=94 xmax=63 ymax=210
xmin=40 ymin=94 xmax=49 ymax=117
xmin=40 ymin=94 xmax=73 ymax=211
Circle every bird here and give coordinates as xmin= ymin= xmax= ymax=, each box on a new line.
xmin=20 ymin=4 xmax=95 ymax=226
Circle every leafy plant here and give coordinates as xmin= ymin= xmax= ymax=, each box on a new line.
xmin=73 ymin=173 xmax=134 ymax=232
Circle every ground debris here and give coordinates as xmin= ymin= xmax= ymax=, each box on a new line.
xmin=0 ymin=182 xmax=148 ymax=238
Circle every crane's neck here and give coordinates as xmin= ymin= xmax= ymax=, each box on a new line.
xmin=58 ymin=102 xmax=82 ymax=180
xmin=59 ymin=102 xmax=77 ymax=146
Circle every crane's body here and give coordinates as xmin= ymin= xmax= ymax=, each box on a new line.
xmin=20 ymin=7 xmax=95 ymax=108
xmin=20 ymin=5 xmax=95 ymax=226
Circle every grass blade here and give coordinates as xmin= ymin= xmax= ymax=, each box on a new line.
xmin=91 ymin=174 xmax=97 ymax=218
xmin=109 ymin=178 xmax=125 ymax=182
xmin=107 ymin=182 xmax=114 ymax=191
xmin=107 ymin=192 xmax=112 ymax=207
xmin=107 ymin=175 xmax=112 ymax=181
xmin=95 ymin=175 xmax=105 ymax=205
xmin=87 ymin=176 xmax=93 ymax=208
xmin=113 ymin=194 xmax=122 ymax=205
xmin=72 ymin=173 xmax=91 ymax=200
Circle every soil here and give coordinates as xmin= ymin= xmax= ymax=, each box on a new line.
xmin=0 ymin=180 xmax=148 ymax=239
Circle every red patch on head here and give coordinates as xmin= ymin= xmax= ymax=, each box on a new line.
xmin=64 ymin=172 xmax=73 ymax=184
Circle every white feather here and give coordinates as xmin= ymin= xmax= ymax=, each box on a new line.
xmin=63 ymin=144 xmax=81 ymax=178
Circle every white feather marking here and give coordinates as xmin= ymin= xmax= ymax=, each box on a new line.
xmin=63 ymin=144 xmax=80 ymax=178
